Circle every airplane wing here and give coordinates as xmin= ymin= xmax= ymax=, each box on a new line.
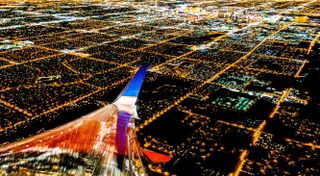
xmin=0 ymin=65 xmax=170 ymax=176
xmin=0 ymin=103 xmax=137 ymax=175
xmin=0 ymin=66 xmax=149 ymax=176
xmin=0 ymin=105 xmax=118 ymax=154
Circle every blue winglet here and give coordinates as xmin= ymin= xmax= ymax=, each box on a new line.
xmin=120 ymin=65 xmax=148 ymax=97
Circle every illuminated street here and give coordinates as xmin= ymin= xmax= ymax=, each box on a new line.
xmin=1 ymin=0 xmax=320 ymax=175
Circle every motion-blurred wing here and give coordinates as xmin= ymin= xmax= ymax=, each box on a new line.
xmin=0 ymin=66 xmax=150 ymax=176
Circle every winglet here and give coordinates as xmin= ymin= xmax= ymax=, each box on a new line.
xmin=119 ymin=65 xmax=148 ymax=98
xmin=113 ymin=66 xmax=148 ymax=115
